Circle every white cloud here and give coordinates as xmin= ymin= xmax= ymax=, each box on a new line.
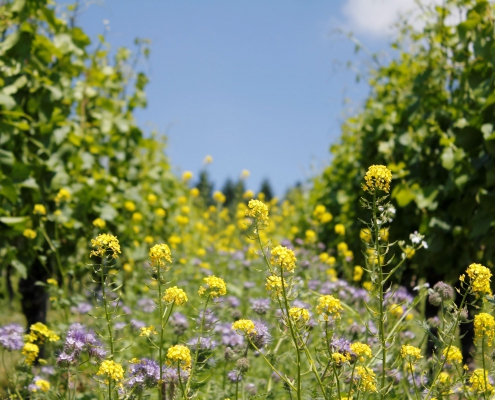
xmin=341 ymin=0 xmax=442 ymax=38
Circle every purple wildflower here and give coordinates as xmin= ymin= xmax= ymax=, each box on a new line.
xmin=227 ymin=370 xmax=242 ymax=383
xmin=70 ymin=303 xmax=93 ymax=314
xmin=171 ymin=312 xmax=189 ymax=336
xmin=250 ymin=298 xmax=271 ymax=315
xmin=162 ymin=367 xmax=190 ymax=383
xmin=57 ymin=325 xmax=106 ymax=365
xmin=137 ymin=298 xmax=155 ymax=313
xmin=0 ymin=323 xmax=24 ymax=351
xmin=126 ymin=358 xmax=160 ymax=391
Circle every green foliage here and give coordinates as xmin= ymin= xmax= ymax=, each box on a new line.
xmin=0 ymin=0 xmax=180 ymax=296
xmin=314 ymin=0 xmax=495 ymax=283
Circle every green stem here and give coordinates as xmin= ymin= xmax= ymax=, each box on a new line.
xmin=100 ymin=264 xmax=114 ymax=356
xmin=177 ymin=362 xmax=187 ymax=400
xmin=158 ymin=276 xmax=164 ymax=400
xmin=409 ymin=361 xmax=420 ymax=400
xmin=347 ymin=362 xmax=357 ymax=399
xmin=235 ymin=373 xmax=240 ymax=400
xmin=331 ymin=362 xmax=342 ymax=400
xmin=482 ymin=337 xmax=488 ymax=399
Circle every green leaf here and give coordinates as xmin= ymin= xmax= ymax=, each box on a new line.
xmin=0 ymin=216 xmax=29 ymax=226
xmin=392 ymin=184 xmax=415 ymax=207
xmin=441 ymin=147 xmax=455 ymax=170
xmin=0 ymin=149 xmax=14 ymax=166
xmin=0 ymin=93 xmax=16 ymax=110
xmin=0 ymin=179 xmax=17 ymax=203
xmin=11 ymin=259 xmax=27 ymax=279
xmin=0 ymin=31 xmax=20 ymax=55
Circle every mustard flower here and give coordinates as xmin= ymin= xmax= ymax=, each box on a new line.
xmin=190 ymin=187 xmax=200 ymax=197
xmin=466 ymin=263 xmax=492 ymax=295
xmin=245 ymin=199 xmax=269 ymax=227
xmin=97 ymin=360 xmax=124 ymax=381
xmin=90 ymin=233 xmax=121 ymax=259
xmin=163 ymin=286 xmax=188 ymax=305
xmin=354 ymin=366 xmax=377 ymax=392
xmin=213 ymin=191 xmax=226 ymax=204
xmin=363 ymin=165 xmax=392 ymax=193
xmin=442 ymin=345 xmax=462 ymax=364
xmin=316 ymin=295 xmax=343 ymax=320
xmin=198 ymin=276 xmax=227 ymax=298
xmin=360 ymin=228 xmax=371 ymax=243
xmin=23 ymin=229 xmax=37 ymax=239
xmin=147 ymin=193 xmax=157 ymax=204
xmin=93 ymin=218 xmax=106 ymax=228
xmin=182 ymin=171 xmax=193 ymax=181
xmin=319 ymin=212 xmax=333 ymax=223
xmin=353 ymin=266 xmax=364 ymax=281
xmin=350 ymin=342 xmax=372 ymax=362
xmin=55 ymin=188 xmax=71 ymax=204
xmin=270 ymin=245 xmax=297 ymax=273
xmin=470 ymin=369 xmax=494 ymax=393
xmin=132 ymin=212 xmax=143 ymax=222
xmin=33 ymin=204 xmax=47 ymax=215
xmin=167 ymin=344 xmax=191 ymax=369
xmin=22 ymin=343 xmax=39 ymax=365
xmin=47 ymin=278 xmax=58 ymax=286
xmin=139 ymin=325 xmax=158 ymax=337
xmin=32 ymin=378 xmax=50 ymax=392
xmin=289 ymin=307 xmax=310 ymax=323
xmin=305 ymin=229 xmax=316 ymax=243
xmin=332 ymin=352 xmax=350 ymax=366
xmin=155 ymin=208 xmax=166 ymax=217
xmin=389 ymin=303 xmax=404 ymax=318
xmin=149 ymin=243 xmax=172 ymax=266
xmin=232 ymin=319 xmax=257 ymax=335
xmin=124 ymin=201 xmax=136 ymax=212
xmin=380 ymin=228 xmax=389 ymax=241
xmin=334 ymin=224 xmax=345 ymax=236
xmin=27 ymin=322 xmax=59 ymax=343
xmin=474 ymin=312 xmax=495 ymax=343
xmin=243 ymin=190 xmax=254 ymax=199
xmin=265 ymin=275 xmax=287 ymax=295
xmin=204 ymin=155 xmax=213 ymax=164
xmin=400 ymin=344 xmax=422 ymax=361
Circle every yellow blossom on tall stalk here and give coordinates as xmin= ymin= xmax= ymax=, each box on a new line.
xmin=124 ymin=201 xmax=136 ymax=212
xmin=213 ymin=191 xmax=226 ymax=203
xmin=149 ymin=243 xmax=172 ymax=267
xmin=22 ymin=343 xmax=39 ymax=365
xmin=198 ymin=276 xmax=227 ymax=298
xmin=332 ymin=352 xmax=350 ymax=365
xmin=360 ymin=228 xmax=371 ymax=243
xmin=466 ymin=263 xmax=492 ymax=295
xmin=140 ymin=325 xmax=158 ymax=337
xmin=474 ymin=313 xmax=495 ymax=342
xmin=182 ymin=171 xmax=193 ymax=181
xmin=270 ymin=245 xmax=297 ymax=273
xmin=305 ymin=229 xmax=316 ymax=243
xmin=167 ymin=344 xmax=192 ymax=369
xmin=354 ymin=366 xmax=377 ymax=392
xmin=363 ymin=165 xmax=392 ymax=193
xmin=32 ymin=378 xmax=50 ymax=392
xmin=93 ymin=218 xmax=106 ymax=228
xmin=469 ymin=369 xmax=494 ymax=393
xmin=245 ymin=199 xmax=269 ymax=227
xmin=400 ymin=344 xmax=423 ymax=361
xmin=335 ymin=223 xmax=345 ymax=236
xmin=132 ymin=212 xmax=143 ymax=222
xmin=190 ymin=187 xmax=200 ymax=197
xmin=389 ymin=303 xmax=404 ymax=318
xmin=353 ymin=266 xmax=364 ymax=281
xmin=265 ymin=275 xmax=286 ymax=295
xmin=33 ymin=204 xmax=47 ymax=215
xmin=147 ymin=193 xmax=157 ymax=204
xmin=55 ymin=188 xmax=71 ymax=203
xmin=243 ymin=190 xmax=254 ymax=199
xmin=155 ymin=208 xmax=166 ymax=217
xmin=316 ymin=295 xmax=343 ymax=320
xmin=97 ymin=360 xmax=124 ymax=381
xmin=289 ymin=307 xmax=310 ymax=323
xmin=23 ymin=229 xmax=37 ymax=239
xmin=232 ymin=319 xmax=257 ymax=335
xmin=163 ymin=286 xmax=188 ymax=305
xmin=350 ymin=342 xmax=372 ymax=362
xmin=25 ymin=322 xmax=60 ymax=343
xmin=90 ymin=234 xmax=121 ymax=259
xmin=442 ymin=345 xmax=463 ymax=364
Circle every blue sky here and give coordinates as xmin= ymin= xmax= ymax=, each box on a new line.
xmin=69 ymin=0 xmax=424 ymax=195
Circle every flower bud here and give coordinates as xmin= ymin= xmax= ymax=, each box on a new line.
xmin=236 ymin=357 xmax=250 ymax=373
xmin=433 ymin=281 xmax=454 ymax=301
xmin=428 ymin=292 xmax=442 ymax=306
xmin=224 ymin=347 xmax=235 ymax=362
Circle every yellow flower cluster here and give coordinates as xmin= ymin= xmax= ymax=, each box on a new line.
xmin=245 ymin=199 xmax=269 ymax=227
xmin=360 ymin=228 xmax=371 ymax=243
xmin=232 ymin=319 xmax=257 ymax=335
xmin=213 ymin=191 xmax=226 ymax=203
xmin=198 ymin=276 xmax=227 ymax=298
xmin=363 ymin=165 xmax=392 ymax=193
xmin=32 ymin=378 xmax=50 ymax=392
xmin=93 ymin=218 xmax=106 ymax=228
xmin=97 ymin=360 xmax=124 ymax=382
xmin=313 ymin=204 xmax=333 ymax=224
xmin=55 ymin=188 xmax=71 ymax=204
xmin=400 ymin=344 xmax=422 ymax=361
xmin=270 ymin=245 xmax=297 ymax=273
xmin=163 ymin=286 xmax=188 ymax=305
xmin=332 ymin=352 xmax=350 ymax=365
xmin=469 ymin=369 xmax=494 ymax=393
xmin=23 ymin=229 xmax=37 ymax=239
xmin=125 ymin=201 xmax=136 ymax=211
xmin=289 ymin=307 xmax=310 ymax=323
xmin=22 ymin=343 xmax=39 ymax=365
xmin=33 ymin=204 xmax=47 ymax=215
xmin=389 ymin=303 xmax=404 ymax=318
xmin=90 ymin=234 xmax=121 ymax=259
xmin=167 ymin=344 xmax=191 ymax=369
xmin=334 ymin=223 xmax=345 ymax=236
xmin=353 ymin=266 xmax=364 ymax=282
xmin=465 ymin=263 xmax=492 ymax=295
xmin=474 ymin=313 xmax=495 ymax=342
xmin=25 ymin=322 xmax=60 ymax=344
xmin=442 ymin=345 xmax=463 ymax=364
xmin=139 ymin=325 xmax=158 ymax=337
xmin=316 ymin=295 xmax=343 ymax=320
xmin=355 ymin=366 xmax=377 ymax=392
xmin=350 ymin=342 xmax=372 ymax=362
xmin=149 ymin=243 xmax=172 ymax=266
xmin=265 ymin=275 xmax=286 ymax=295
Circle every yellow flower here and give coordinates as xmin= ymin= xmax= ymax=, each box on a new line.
xmin=46 ymin=278 xmax=58 ymax=286
xmin=442 ymin=345 xmax=463 ymax=364
xmin=27 ymin=322 xmax=59 ymax=342
xmin=305 ymin=229 xmax=316 ymax=243
xmin=389 ymin=303 xmax=403 ymax=318
xmin=243 ymin=190 xmax=254 ymax=199
xmin=319 ymin=212 xmax=333 ymax=224
xmin=353 ymin=266 xmax=364 ymax=282
xmin=363 ymin=165 xmax=392 ymax=193
xmin=33 ymin=204 xmax=47 ymax=215
xmin=93 ymin=218 xmax=106 ymax=228
xmin=380 ymin=228 xmax=389 ymax=242
xmin=33 ymin=378 xmax=50 ymax=392
xmin=466 ymin=263 xmax=492 ymax=295
xmin=319 ymin=253 xmax=329 ymax=262
xmin=337 ymin=242 xmax=348 ymax=254
xmin=199 ymin=276 xmax=227 ymax=298
xmin=360 ymin=228 xmax=372 ymax=243
xmin=149 ymin=244 xmax=173 ymax=267
xmin=350 ymin=342 xmax=372 ymax=362
xmin=438 ymin=371 xmax=450 ymax=384
xmin=147 ymin=193 xmax=157 ymax=204
xmin=354 ymin=366 xmax=377 ymax=392
xmin=270 ymin=245 xmax=297 ymax=273
xmin=474 ymin=312 xmax=495 ymax=342
xmin=363 ymin=281 xmax=373 ymax=291
xmin=316 ymin=295 xmax=343 ymax=320
xmin=22 ymin=343 xmax=39 ymax=365
xmin=240 ymin=169 xmax=250 ymax=178
xmin=245 ymin=199 xmax=269 ymax=227
xmin=97 ymin=360 xmax=124 ymax=381
xmin=332 ymin=352 xmax=350 ymax=365
xmin=155 ymin=208 xmax=166 ymax=217
xmin=140 ymin=325 xmax=158 ymax=337
xmin=289 ymin=307 xmax=310 ymax=323
xmin=163 ymin=286 xmax=188 ymax=305
xmin=190 ymin=188 xmax=200 ymax=197
xmin=400 ymin=344 xmax=422 ymax=361
xmin=313 ymin=205 xmax=326 ymax=217
xmin=132 ymin=212 xmax=143 ymax=222
xmin=213 ymin=191 xmax=226 ymax=204
xmin=335 ymin=224 xmax=345 ymax=236
xmin=23 ymin=229 xmax=37 ymax=239
xmin=90 ymin=234 xmax=121 ymax=259
xmin=470 ymin=369 xmax=494 ymax=393
xmin=167 ymin=345 xmax=191 ymax=369
xmin=204 ymin=155 xmax=213 ymax=164
xmin=124 ymin=201 xmax=136 ymax=212
xmin=123 ymin=263 xmax=133 ymax=273
xmin=265 ymin=275 xmax=286 ymax=295
xmin=144 ymin=236 xmax=154 ymax=244
xmin=232 ymin=319 xmax=257 ymax=335
xmin=176 ymin=215 xmax=189 ymax=225
xmin=55 ymin=188 xmax=71 ymax=204
xmin=182 ymin=171 xmax=193 ymax=181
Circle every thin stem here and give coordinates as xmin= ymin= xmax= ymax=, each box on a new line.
xmin=158 ymin=276 xmax=164 ymax=400
xmin=100 ymin=265 xmax=114 ymax=356
xmin=347 ymin=362 xmax=357 ymax=399
xmin=409 ymin=361 xmax=420 ymax=400
xmin=331 ymin=362 xmax=342 ymax=400
xmin=482 ymin=337 xmax=488 ymax=399
xmin=235 ymin=374 xmax=240 ymax=400
xmin=177 ymin=362 xmax=187 ymax=400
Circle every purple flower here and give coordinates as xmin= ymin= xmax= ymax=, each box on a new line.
xmin=137 ymin=298 xmax=155 ymax=313
xmin=162 ymin=366 xmax=190 ymax=383
xmin=330 ymin=337 xmax=352 ymax=356
xmin=227 ymin=370 xmax=242 ymax=383
xmin=384 ymin=286 xmax=413 ymax=306
xmin=226 ymin=296 xmax=240 ymax=308
xmin=243 ymin=281 xmax=255 ymax=289
xmin=126 ymin=358 xmax=160 ymax=391
xmin=187 ymin=336 xmax=217 ymax=352
xmin=215 ymin=323 xmax=245 ymax=347
xmin=171 ymin=312 xmax=189 ymax=336
xmin=57 ymin=325 xmax=106 ymax=365
xmin=70 ymin=303 xmax=93 ymax=314
xmin=0 ymin=323 xmax=24 ymax=351
xmin=249 ymin=320 xmax=271 ymax=349
xmin=130 ymin=319 xmax=146 ymax=330
xmin=250 ymin=298 xmax=271 ymax=315
xmin=197 ymin=309 xmax=217 ymax=330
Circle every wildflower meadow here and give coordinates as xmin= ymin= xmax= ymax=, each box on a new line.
xmin=2 ymin=0 xmax=495 ymax=399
